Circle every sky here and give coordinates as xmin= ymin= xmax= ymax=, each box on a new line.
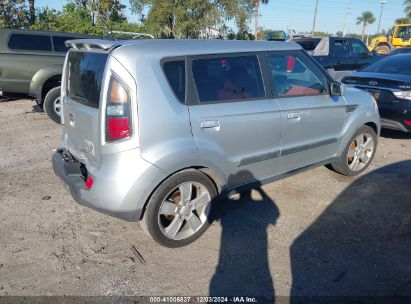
xmin=36 ymin=0 xmax=406 ymax=35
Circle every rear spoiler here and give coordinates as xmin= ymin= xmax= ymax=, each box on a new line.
xmin=65 ymin=39 xmax=120 ymax=51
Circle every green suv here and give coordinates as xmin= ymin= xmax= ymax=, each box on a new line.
xmin=0 ymin=29 xmax=95 ymax=123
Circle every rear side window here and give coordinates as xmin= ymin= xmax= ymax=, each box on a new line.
xmin=333 ymin=40 xmax=350 ymax=57
xmin=8 ymin=34 xmax=52 ymax=52
xmin=192 ymin=55 xmax=265 ymax=102
xmin=67 ymin=51 xmax=108 ymax=108
xmin=294 ymin=39 xmax=321 ymax=51
xmin=163 ymin=60 xmax=186 ymax=103
xmin=53 ymin=36 xmax=76 ymax=53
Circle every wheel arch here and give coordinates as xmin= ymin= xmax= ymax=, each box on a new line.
xmin=139 ymin=166 xmax=225 ymax=220
xmin=29 ymin=64 xmax=63 ymax=103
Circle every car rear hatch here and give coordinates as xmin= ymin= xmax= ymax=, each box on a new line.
xmin=61 ymin=47 xmax=109 ymax=166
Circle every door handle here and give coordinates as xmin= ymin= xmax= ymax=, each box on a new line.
xmin=201 ymin=120 xmax=220 ymax=131
xmin=287 ymin=113 xmax=300 ymax=120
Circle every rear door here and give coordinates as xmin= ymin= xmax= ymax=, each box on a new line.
xmin=264 ymin=51 xmax=346 ymax=173
xmin=188 ymin=53 xmax=282 ymax=187
xmin=61 ymin=50 xmax=108 ymax=165
xmin=331 ymin=38 xmax=354 ymax=71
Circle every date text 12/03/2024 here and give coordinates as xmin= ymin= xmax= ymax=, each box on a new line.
xmin=149 ymin=297 xmax=259 ymax=303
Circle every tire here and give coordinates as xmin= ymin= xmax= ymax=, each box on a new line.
xmin=141 ymin=169 xmax=217 ymax=248
xmin=375 ymin=45 xmax=391 ymax=55
xmin=330 ymin=125 xmax=377 ymax=176
xmin=43 ymin=86 xmax=62 ymax=124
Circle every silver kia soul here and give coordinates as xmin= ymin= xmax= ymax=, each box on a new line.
xmin=52 ymin=39 xmax=380 ymax=247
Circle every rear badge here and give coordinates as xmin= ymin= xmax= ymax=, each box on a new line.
xmin=369 ymin=81 xmax=378 ymax=86
xmin=85 ymin=139 xmax=96 ymax=157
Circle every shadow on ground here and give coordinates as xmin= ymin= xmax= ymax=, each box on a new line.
xmin=290 ymin=160 xmax=411 ymax=299
xmin=209 ymin=171 xmax=279 ymax=299
xmin=380 ymin=129 xmax=411 ymax=140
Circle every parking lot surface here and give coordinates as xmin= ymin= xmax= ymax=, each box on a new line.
xmin=0 ymin=99 xmax=410 ymax=298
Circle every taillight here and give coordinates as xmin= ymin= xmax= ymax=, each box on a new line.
xmin=404 ymin=119 xmax=411 ymax=126
xmin=106 ymin=77 xmax=131 ymax=142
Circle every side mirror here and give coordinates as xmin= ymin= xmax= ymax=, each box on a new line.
xmin=330 ymin=81 xmax=344 ymax=96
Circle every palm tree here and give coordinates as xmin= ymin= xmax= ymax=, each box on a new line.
xmin=395 ymin=17 xmax=410 ymax=24
xmin=405 ymin=0 xmax=411 ymax=18
xmin=356 ymin=11 xmax=376 ymax=41
xmin=254 ymin=0 xmax=269 ymax=39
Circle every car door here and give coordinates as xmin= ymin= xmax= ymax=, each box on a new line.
xmin=331 ymin=38 xmax=353 ymax=71
xmin=264 ymin=51 xmax=347 ymax=173
xmin=350 ymin=38 xmax=374 ymax=70
xmin=188 ymin=53 xmax=282 ymax=187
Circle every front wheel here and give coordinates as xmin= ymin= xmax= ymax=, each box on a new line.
xmin=141 ymin=170 xmax=217 ymax=247
xmin=330 ymin=125 xmax=377 ymax=176
xmin=43 ymin=86 xmax=62 ymax=124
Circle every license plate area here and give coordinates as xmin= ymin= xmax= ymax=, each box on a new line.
xmin=57 ymin=148 xmax=88 ymax=180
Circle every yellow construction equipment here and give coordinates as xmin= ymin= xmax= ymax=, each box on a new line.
xmin=368 ymin=24 xmax=411 ymax=54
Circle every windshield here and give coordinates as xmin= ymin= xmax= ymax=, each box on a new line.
xmin=67 ymin=51 xmax=108 ymax=108
xmin=395 ymin=26 xmax=411 ymax=40
xmin=361 ymin=55 xmax=411 ymax=76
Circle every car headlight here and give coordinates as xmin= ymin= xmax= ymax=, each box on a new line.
xmin=393 ymin=91 xmax=411 ymax=100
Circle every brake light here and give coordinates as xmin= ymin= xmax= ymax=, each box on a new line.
xmin=85 ymin=176 xmax=94 ymax=189
xmin=106 ymin=77 xmax=131 ymax=142
xmin=404 ymin=119 xmax=411 ymax=126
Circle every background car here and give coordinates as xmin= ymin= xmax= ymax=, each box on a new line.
xmin=0 ymin=29 xmax=97 ymax=123
xmin=311 ymin=37 xmax=380 ymax=81
xmin=342 ymin=53 xmax=411 ymax=132
xmin=390 ymin=47 xmax=411 ymax=55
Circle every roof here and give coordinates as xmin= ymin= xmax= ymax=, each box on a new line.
xmin=66 ymin=38 xmax=302 ymax=56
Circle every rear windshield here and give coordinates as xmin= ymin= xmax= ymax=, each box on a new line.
xmin=293 ymin=39 xmax=321 ymax=51
xmin=67 ymin=51 xmax=108 ymax=108
xmin=361 ymin=55 xmax=411 ymax=76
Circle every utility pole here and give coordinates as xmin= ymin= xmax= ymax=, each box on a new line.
xmin=377 ymin=0 xmax=387 ymax=35
xmin=312 ymin=0 xmax=320 ymax=34
xmin=343 ymin=1 xmax=352 ymax=37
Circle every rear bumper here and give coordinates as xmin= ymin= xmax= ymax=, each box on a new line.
xmin=52 ymin=150 xmax=146 ymax=222
xmin=379 ymin=102 xmax=411 ymax=133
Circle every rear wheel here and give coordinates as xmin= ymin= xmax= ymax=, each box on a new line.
xmin=375 ymin=45 xmax=391 ymax=55
xmin=141 ymin=170 xmax=217 ymax=247
xmin=43 ymin=86 xmax=62 ymax=124
xmin=330 ymin=125 xmax=377 ymax=176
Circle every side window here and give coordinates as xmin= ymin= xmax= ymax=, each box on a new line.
xmin=351 ymin=40 xmax=369 ymax=56
xmin=192 ymin=55 xmax=265 ymax=102
xmin=8 ymin=34 xmax=52 ymax=52
xmin=266 ymin=52 xmax=327 ymax=97
xmin=163 ymin=60 xmax=186 ymax=103
xmin=333 ymin=39 xmax=350 ymax=57
xmin=53 ymin=36 xmax=76 ymax=52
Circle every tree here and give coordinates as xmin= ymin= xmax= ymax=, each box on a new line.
xmin=28 ymin=0 xmax=35 ymax=25
xmin=356 ymin=11 xmax=376 ymax=41
xmin=405 ymin=0 xmax=411 ymax=18
xmin=254 ymin=0 xmax=269 ymax=39
xmin=395 ymin=17 xmax=410 ymax=24
xmin=0 ymin=0 xmax=29 ymax=28
xmin=336 ymin=31 xmax=343 ymax=37
xmin=130 ymin=0 xmax=253 ymax=38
